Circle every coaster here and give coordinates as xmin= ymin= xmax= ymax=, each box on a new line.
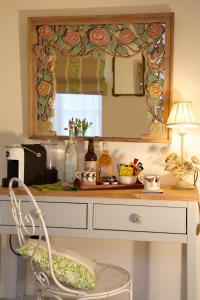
xmin=142 ymin=189 xmax=163 ymax=193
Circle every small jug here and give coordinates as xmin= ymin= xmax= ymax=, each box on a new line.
xmin=138 ymin=174 xmax=160 ymax=191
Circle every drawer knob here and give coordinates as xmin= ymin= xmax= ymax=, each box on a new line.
xmin=129 ymin=213 xmax=142 ymax=224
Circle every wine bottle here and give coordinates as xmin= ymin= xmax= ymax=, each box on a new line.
xmin=97 ymin=142 xmax=113 ymax=183
xmin=85 ymin=138 xmax=97 ymax=171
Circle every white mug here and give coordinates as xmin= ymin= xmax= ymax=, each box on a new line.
xmin=138 ymin=175 xmax=160 ymax=191
xmin=76 ymin=171 xmax=96 ymax=185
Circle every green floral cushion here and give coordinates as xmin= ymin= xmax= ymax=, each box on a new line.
xmin=18 ymin=239 xmax=96 ymax=290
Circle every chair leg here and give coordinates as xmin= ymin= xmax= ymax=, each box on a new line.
xmin=45 ymin=291 xmax=63 ymax=300
xmin=129 ymin=281 xmax=133 ymax=300
xmin=37 ymin=290 xmax=42 ymax=300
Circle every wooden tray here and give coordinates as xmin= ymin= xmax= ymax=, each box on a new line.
xmin=80 ymin=183 xmax=144 ymax=190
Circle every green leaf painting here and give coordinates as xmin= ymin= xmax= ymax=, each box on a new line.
xmin=70 ymin=46 xmax=81 ymax=56
xmin=116 ymin=45 xmax=129 ymax=56
xmin=121 ymin=23 xmax=129 ymax=29
xmin=109 ymin=24 xmax=119 ymax=32
xmin=134 ymin=24 xmax=145 ymax=34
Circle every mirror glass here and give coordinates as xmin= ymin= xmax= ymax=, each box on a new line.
xmin=28 ymin=13 xmax=174 ymax=142
xmin=53 ymin=54 xmax=148 ymax=138
xmin=113 ymin=54 xmax=144 ymax=95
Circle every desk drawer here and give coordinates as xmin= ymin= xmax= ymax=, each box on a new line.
xmin=93 ymin=204 xmax=186 ymax=234
xmin=40 ymin=202 xmax=88 ymax=229
xmin=0 ymin=201 xmax=88 ymax=229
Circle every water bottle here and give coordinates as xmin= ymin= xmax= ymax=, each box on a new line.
xmin=63 ymin=129 xmax=77 ymax=183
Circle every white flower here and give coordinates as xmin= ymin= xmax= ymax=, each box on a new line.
xmin=164 ymin=153 xmax=200 ymax=180
xmin=165 ymin=153 xmax=179 ymax=163
xmin=191 ymin=156 xmax=200 ymax=164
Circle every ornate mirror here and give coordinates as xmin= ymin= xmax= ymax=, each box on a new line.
xmin=28 ymin=13 xmax=174 ymax=142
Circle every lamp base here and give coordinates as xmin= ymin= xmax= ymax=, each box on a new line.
xmin=173 ymin=179 xmax=195 ymax=190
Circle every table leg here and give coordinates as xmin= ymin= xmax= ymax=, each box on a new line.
xmin=16 ymin=255 xmax=26 ymax=300
xmin=186 ymin=202 xmax=200 ymax=300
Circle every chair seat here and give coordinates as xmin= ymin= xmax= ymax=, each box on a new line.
xmin=46 ymin=263 xmax=131 ymax=298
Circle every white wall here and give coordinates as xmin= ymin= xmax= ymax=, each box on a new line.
xmin=0 ymin=0 xmax=200 ymax=299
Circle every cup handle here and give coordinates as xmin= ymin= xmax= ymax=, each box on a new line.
xmin=137 ymin=174 xmax=144 ymax=184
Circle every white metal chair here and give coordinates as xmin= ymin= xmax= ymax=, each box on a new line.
xmin=9 ymin=177 xmax=133 ymax=300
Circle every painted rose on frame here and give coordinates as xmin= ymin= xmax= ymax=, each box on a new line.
xmin=38 ymin=25 xmax=54 ymax=40
xmin=147 ymin=23 xmax=164 ymax=39
xmin=64 ymin=31 xmax=81 ymax=45
xmin=147 ymin=81 xmax=163 ymax=97
xmin=89 ymin=28 xmax=110 ymax=46
xmin=37 ymin=80 xmax=52 ymax=97
xmin=119 ymin=28 xmax=135 ymax=44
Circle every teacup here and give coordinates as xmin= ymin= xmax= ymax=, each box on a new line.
xmin=76 ymin=171 xmax=96 ymax=185
xmin=138 ymin=174 xmax=160 ymax=191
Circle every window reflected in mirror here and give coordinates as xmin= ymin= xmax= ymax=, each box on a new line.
xmin=52 ymin=94 xmax=102 ymax=136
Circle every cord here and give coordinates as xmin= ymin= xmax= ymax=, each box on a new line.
xmin=9 ymin=234 xmax=21 ymax=256
xmin=9 ymin=235 xmax=41 ymax=256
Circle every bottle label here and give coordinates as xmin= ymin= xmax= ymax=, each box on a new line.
xmin=85 ymin=161 xmax=97 ymax=171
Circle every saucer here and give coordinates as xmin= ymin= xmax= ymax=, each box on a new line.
xmin=142 ymin=189 xmax=163 ymax=193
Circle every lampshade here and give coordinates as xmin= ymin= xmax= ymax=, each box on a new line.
xmin=167 ymin=101 xmax=199 ymax=128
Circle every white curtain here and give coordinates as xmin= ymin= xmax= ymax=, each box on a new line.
xmin=52 ymin=94 xmax=102 ymax=136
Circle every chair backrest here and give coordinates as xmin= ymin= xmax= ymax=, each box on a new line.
xmin=9 ymin=177 xmax=85 ymax=296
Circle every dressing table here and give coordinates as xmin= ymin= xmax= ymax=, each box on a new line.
xmin=0 ymin=185 xmax=199 ymax=300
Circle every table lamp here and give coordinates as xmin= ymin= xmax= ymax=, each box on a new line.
xmin=167 ymin=101 xmax=199 ymax=189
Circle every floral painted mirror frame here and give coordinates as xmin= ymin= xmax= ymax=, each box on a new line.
xmin=28 ymin=13 xmax=174 ymax=142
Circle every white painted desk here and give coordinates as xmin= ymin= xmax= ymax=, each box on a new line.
xmin=0 ymin=186 xmax=199 ymax=300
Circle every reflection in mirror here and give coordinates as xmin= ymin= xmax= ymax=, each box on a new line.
xmin=113 ymin=54 xmax=144 ymax=95
xmin=52 ymin=92 xmax=148 ymax=138
xmin=53 ymin=54 xmax=149 ymax=139
xmin=52 ymin=94 xmax=102 ymax=136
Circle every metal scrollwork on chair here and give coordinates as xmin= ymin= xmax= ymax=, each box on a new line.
xmin=9 ymin=177 xmax=133 ymax=300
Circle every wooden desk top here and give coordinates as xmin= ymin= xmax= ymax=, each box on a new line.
xmin=0 ymin=185 xmax=199 ymax=202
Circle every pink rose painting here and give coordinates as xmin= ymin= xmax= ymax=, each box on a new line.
xmin=64 ymin=31 xmax=81 ymax=45
xmin=147 ymin=23 xmax=164 ymax=39
xmin=89 ymin=28 xmax=110 ymax=46
xmin=38 ymin=25 xmax=54 ymax=40
xmin=119 ymin=28 xmax=135 ymax=44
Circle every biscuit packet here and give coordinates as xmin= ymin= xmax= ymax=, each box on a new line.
xmin=119 ymin=165 xmax=133 ymax=176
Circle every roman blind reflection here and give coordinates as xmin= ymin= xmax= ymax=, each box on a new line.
xmin=56 ymin=54 xmax=107 ymax=95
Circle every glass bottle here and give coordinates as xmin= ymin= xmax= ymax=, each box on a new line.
xmin=97 ymin=142 xmax=113 ymax=183
xmin=85 ymin=139 xmax=97 ymax=171
xmin=63 ymin=129 xmax=78 ymax=183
